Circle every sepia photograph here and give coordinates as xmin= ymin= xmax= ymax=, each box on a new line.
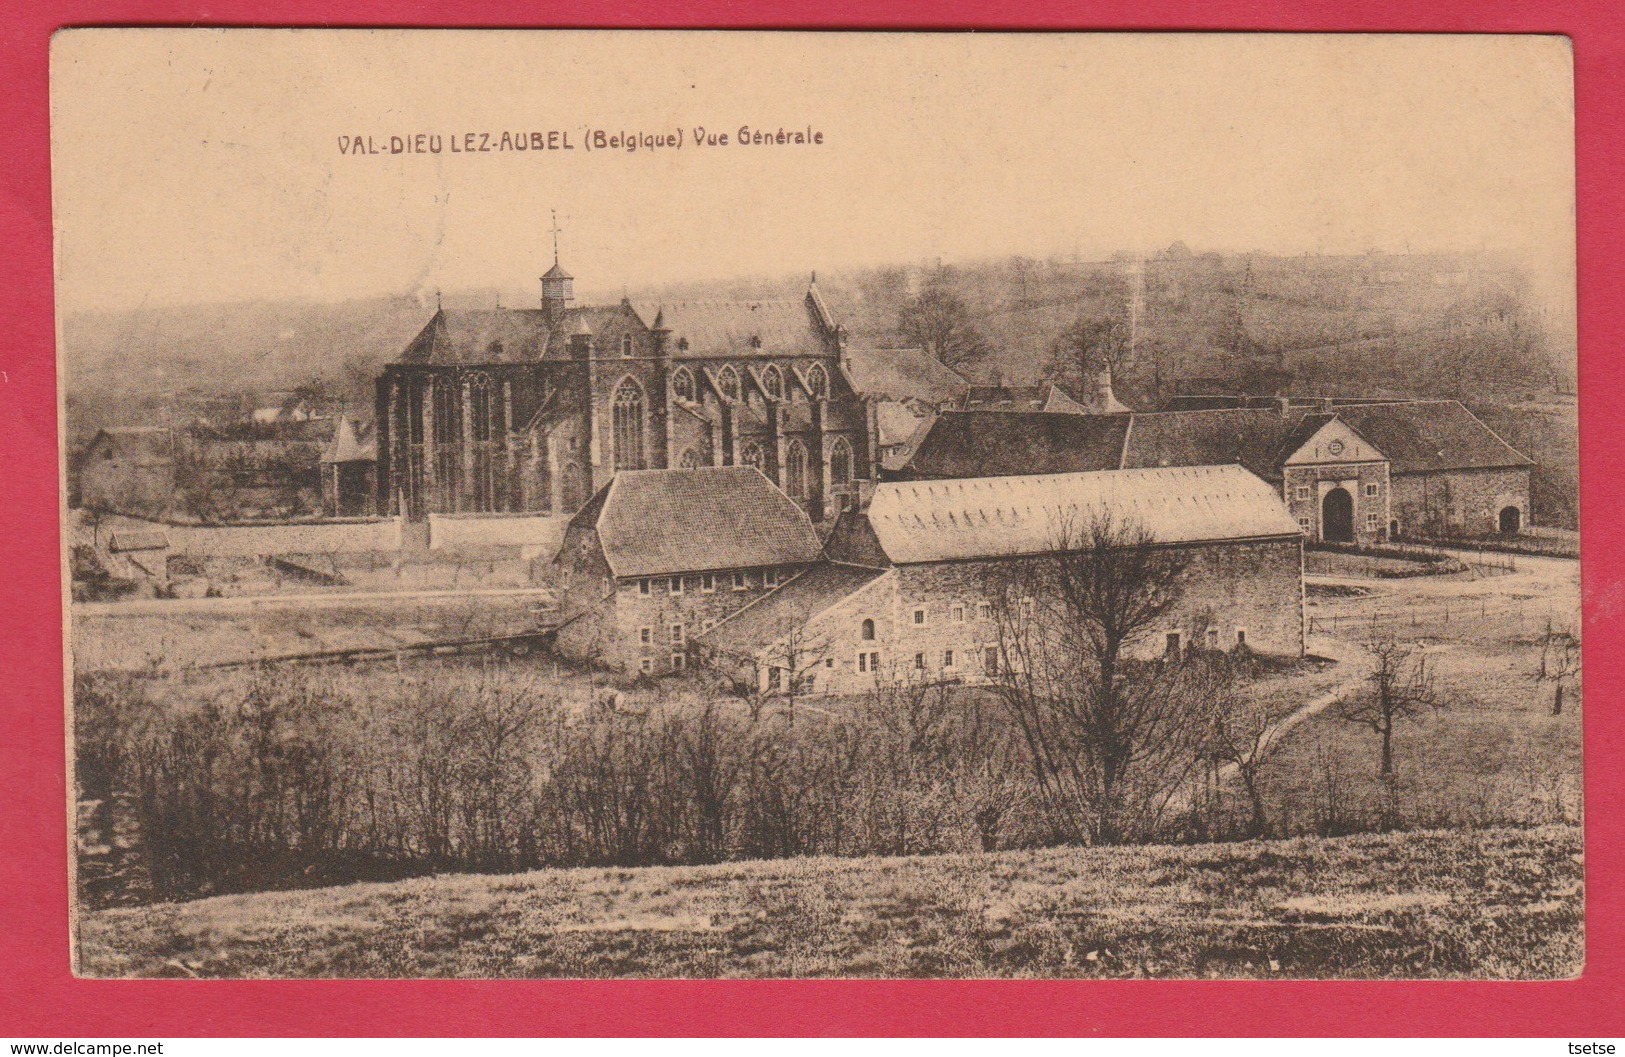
xmin=52 ymin=29 xmax=1581 ymax=980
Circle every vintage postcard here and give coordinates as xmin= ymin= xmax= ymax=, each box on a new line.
xmin=53 ymin=29 xmax=1579 ymax=979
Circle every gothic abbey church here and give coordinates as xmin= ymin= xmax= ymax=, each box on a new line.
xmin=375 ymin=257 xmax=880 ymax=524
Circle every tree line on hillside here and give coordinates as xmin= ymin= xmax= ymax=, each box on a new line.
xmin=884 ymin=253 xmax=1568 ymax=407
xmin=62 ymin=250 xmax=1572 ymax=456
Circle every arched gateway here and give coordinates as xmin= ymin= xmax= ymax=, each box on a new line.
xmin=1321 ymin=486 xmax=1354 ymax=543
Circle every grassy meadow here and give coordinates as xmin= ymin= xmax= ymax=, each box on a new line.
xmin=77 ymin=824 xmax=1583 ymax=979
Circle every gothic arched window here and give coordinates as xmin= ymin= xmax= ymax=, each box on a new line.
xmin=432 ymin=380 xmax=458 ymax=445
xmin=467 ymin=372 xmax=494 ymax=441
xmin=740 ymin=440 xmax=765 ymax=471
xmin=806 ymin=362 xmax=829 ymax=400
xmin=612 ymin=379 xmax=646 ymax=472
xmin=671 ymin=366 xmax=695 ymax=402
xmin=718 ymin=365 xmax=741 ymax=401
xmin=784 ymin=439 xmax=808 ymax=499
xmin=761 ymin=364 xmax=784 ymax=400
xmin=829 ymin=436 xmax=854 ymax=485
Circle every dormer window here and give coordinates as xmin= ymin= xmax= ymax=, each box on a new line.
xmin=677 ymin=337 xmax=689 ymax=351
xmin=486 ymin=340 xmax=504 ymax=358
xmin=749 ymin=335 xmax=763 ymax=349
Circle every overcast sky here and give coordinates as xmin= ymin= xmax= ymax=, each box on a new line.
xmin=51 ymin=30 xmax=1575 ymax=314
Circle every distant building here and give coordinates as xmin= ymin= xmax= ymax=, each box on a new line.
xmin=77 ymin=427 xmax=178 ymax=517
xmin=552 ymin=466 xmax=827 ymax=675
xmin=893 ymin=400 xmax=1534 ymax=541
xmin=699 ymin=464 xmax=1306 ymax=696
xmin=961 ymin=367 xmax=1127 ymax=416
xmin=75 ymin=416 xmax=367 ymax=523
xmin=839 ymin=345 xmax=970 ymax=471
xmin=251 ymin=395 xmax=318 ymax=425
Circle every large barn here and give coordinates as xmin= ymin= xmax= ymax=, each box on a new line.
xmin=697 ymin=464 xmax=1306 ymax=696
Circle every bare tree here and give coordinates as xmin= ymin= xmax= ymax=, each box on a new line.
xmin=1335 ymin=626 xmax=1442 ymax=781
xmin=897 ymin=279 xmax=989 ymax=369
xmin=982 ymin=510 xmax=1200 ymax=844
xmin=757 ymin=624 xmax=836 ymax=726
xmin=1537 ymin=617 xmax=1581 ymax=716
xmin=1190 ymin=650 xmax=1283 ymax=838
xmin=1048 ymin=312 xmax=1130 ymax=398
xmin=706 ymin=623 xmax=834 ymax=725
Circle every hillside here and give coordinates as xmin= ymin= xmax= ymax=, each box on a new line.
xmin=59 ymin=249 xmax=1574 ymax=454
xmin=78 ymin=824 xmax=1582 ymax=979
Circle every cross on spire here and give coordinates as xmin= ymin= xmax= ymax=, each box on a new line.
xmin=549 ymin=209 xmax=563 ymax=266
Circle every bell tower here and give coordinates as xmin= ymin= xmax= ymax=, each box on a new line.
xmin=540 ymin=210 xmax=574 ymax=324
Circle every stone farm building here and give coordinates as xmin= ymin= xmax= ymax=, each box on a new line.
xmin=700 ymin=465 xmax=1305 ymax=695
xmin=553 ymin=462 xmax=1307 ymax=693
xmin=373 ymin=256 xmax=945 ymax=527
xmin=896 ymin=400 xmax=1534 ymax=543
xmin=552 ymin=466 xmax=828 ymax=675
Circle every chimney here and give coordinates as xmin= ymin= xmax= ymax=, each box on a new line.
xmin=569 ymin=315 xmax=593 ymax=358
xmin=1085 ymin=359 xmax=1130 ymax=414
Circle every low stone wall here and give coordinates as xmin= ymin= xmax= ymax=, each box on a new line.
xmin=156 ymin=518 xmax=400 ymax=557
xmin=427 ymin=513 xmax=568 ymax=560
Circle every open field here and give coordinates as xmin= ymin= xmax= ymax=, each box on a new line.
xmin=77 ymin=824 xmax=1582 ymax=979
xmin=71 ymin=593 xmax=549 ymax=673
xmin=1273 ymin=551 xmax=1582 ymax=834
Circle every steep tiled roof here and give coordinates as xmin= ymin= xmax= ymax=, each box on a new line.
xmin=1041 ymin=385 xmax=1092 ymax=414
xmin=1329 ymin=400 xmax=1533 ymax=474
xmin=903 ymin=411 xmax=1129 ymax=479
xmin=1121 ymin=409 xmax=1299 ymax=482
xmin=964 ymin=384 xmax=1048 ymax=410
xmin=842 ymin=346 xmax=970 ymax=404
xmin=864 ymin=465 xmax=1302 ymax=564
xmin=570 ymin=466 xmax=825 ymax=578
xmin=320 ymin=415 xmax=376 ymax=463
xmin=86 ymin=427 xmax=176 ymax=466
xmin=1272 ymin=412 xmax=1339 ymax=465
xmin=633 ymin=298 xmax=831 ymax=358
xmin=876 ymin=401 xmax=930 ymax=451
xmin=394 ymin=305 xmax=634 ymax=365
xmin=697 ymin=563 xmax=888 ymax=656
